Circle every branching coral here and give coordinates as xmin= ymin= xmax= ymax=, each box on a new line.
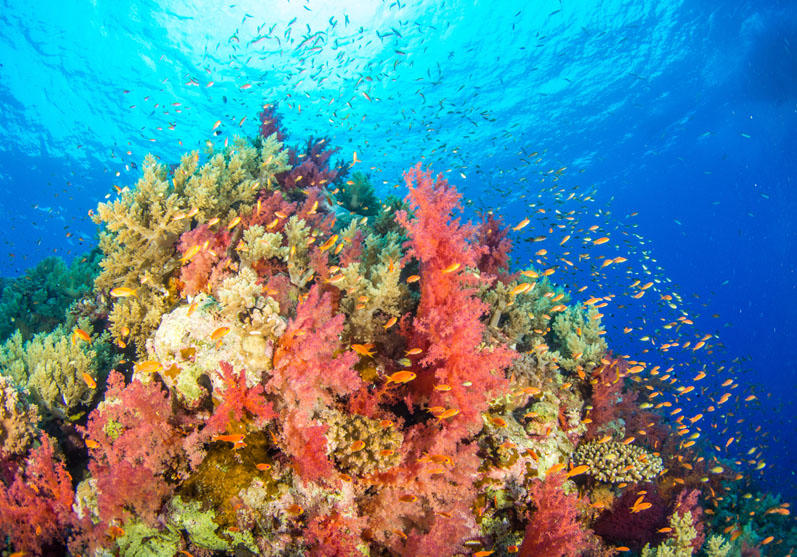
xmin=93 ymin=154 xmax=189 ymax=353
xmin=267 ymin=285 xmax=361 ymax=481
xmin=551 ymin=303 xmax=608 ymax=372
xmin=82 ymin=371 xmax=183 ymax=527
xmin=13 ymin=324 xmax=104 ymax=419
xmin=178 ymin=135 xmax=289 ymax=220
xmin=335 ymin=230 xmax=411 ymax=343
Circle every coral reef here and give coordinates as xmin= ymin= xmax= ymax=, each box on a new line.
xmin=0 ymin=109 xmax=790 ymax=557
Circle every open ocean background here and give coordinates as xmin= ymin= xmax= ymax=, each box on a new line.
xmin=0 ymin=0 xmax=794 ymax=507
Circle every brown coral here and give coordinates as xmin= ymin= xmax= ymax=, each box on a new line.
xmin=0 ymin=375 xmax=39 ymax=457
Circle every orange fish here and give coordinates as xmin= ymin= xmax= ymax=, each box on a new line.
xmin=349 ymin=440 xmax=366 ymax=452
xmin=566 ymin=464 xmax=590 ymax=478
xmin=592 ymin=237 xmax=610 ymax=245
xmin=211 ymin=326 xmax=231 ymax=340
xmin=441 ymin=262 xmax=461 ymax=274
xmin=386 ymin=370 xmax=416 ymax=384
xmin=72 ymin=328 xmax=91 ymax=344
xmin=383 ymin=316 xmax=398 ymax=329
xmin=398 ymin=494 xmax=417 ymax=503
xmin=110 ymin=286 xmax=136 ymax=298
xmin=352 ymin=343 xmax=376 ymax=357
xmin=435 ymin=408 xmax=460 ymax=420
xmin=406 ymin=274 xmax=420 ymax=283
xmin=135 ymin=360 xmax=163 ymax=374
xmin=213 ymin=433 xmax=245 ymax=444
xmin=85 ymin=439 xmax=100 ymax=449
xmin=510 ymin=282 xmax=532 ymax=296
xmin=226 ymin=216 xmax=242 ymax=229
xmin=547 ymin=463 xmax=566 ymax=475
xmin=285 ymin=503 xmax=303 ymax=516
xmin=474 ymin=551 xmax=494 ymax=557
xmin=319 ymin=234 xmax=338 ymax=251
xmin=256 ymin=463 xmax=271 ymax=471
xmin=434 ymin=384 xmax=452 ymax=392
xmin=405 ymin=348 xmax=423 ymax=356
xmin=82 ymin=373 xmax=97 ymax=389
xmin=512 ymin=218 xmax=530 ymax=231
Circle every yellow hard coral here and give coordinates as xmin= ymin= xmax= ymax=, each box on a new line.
xmin=572 ymin=440 xmax=663 ymax=484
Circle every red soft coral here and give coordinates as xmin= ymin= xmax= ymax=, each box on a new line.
xmin=258 ymin=104 xmax=287 ymax=143
xmin=671 ymin=488 xmax=705 ymax=551
xmin=82 ymin=371 xmax=181 ymax=526
xmin=267 ymin=285 xmax=361 ymax=481
xmin=396 ymin=163 xmax=516 ymax=440
xmin=474 ymin=212 xmax=513 ymax=282
xmin=305 ymin=511 xmax=363 ymax=557
xmin=519 ymin=472 xmax=593 ymax=557
xmin=204 ymin=361 xmax=277 ymax=436
xmin=278 ymin=137 xmax=343 ymax=190
xmin=585 ymin=358 xmax=625 ymax=440
xmin=178 ymin=223 xmax=233 ymax=295
xmin=0 ymin=434 xmax=74 ymax=554
xmin=593 ymin=483 xmax=668 ymax=552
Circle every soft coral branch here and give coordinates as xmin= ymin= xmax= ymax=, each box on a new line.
xmin=0 ymin=434 xmax=74 ymax=553
xmin=396 ymin=163 xmax=515 ymax=440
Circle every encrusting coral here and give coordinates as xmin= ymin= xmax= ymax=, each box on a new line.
xmin=573 ymin=440 xmax=663 ymax=484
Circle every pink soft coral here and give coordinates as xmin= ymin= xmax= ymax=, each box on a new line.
xmin=396 ymin=163 xmax=516 ymax=440
xmin=82 ymin=371 xmax=181 ymax=526
xmin=267 ymin=285 xmax=361 ymax=481
xmin=178 ymin=223 xmax=233 ymax=295
xmin=204 ymin=361 xmax=277 ymax=436
xmin=519 ymin=472 xmax=593 ymax=557
xmin=0 ymin=434 xmax=74 ymax=553
xmin=474 ymin=212 xmax=513 ymax=282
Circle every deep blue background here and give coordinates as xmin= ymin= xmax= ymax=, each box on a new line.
xmin=1 ymin=0 xmax=794 ymax=500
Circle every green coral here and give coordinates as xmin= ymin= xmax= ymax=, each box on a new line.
xmin=283 ymin=216 xmax=316 ymax=288
xmin=703 ymin=535 xmax=731 ymax=557
xmin=550 ymin=303 xmax=607 ymax=372
xmin=6 ymin=324 xmax=105 ymax=418
xmin=169 ymin=495 xmax=246 ymax=551
xmin=115 ymin=519 xmax=182 ymax=557
xmin=93 ymin=154 xmax=190 ymax=354
xmin=572 ymin=440 xmax=663 ymax=484
xmin=0 ymin=250 xmax=102 ymax=342
xmin=335 ymin=172 xmax=380 ymax=217
xmin=641 ymin=511 xmax=697 ymax=557
xmin=480 ymin=274 xmax=563 ymax=352
xmin=241 ymin=224 xmax=289 ymax=262
xmin=178 ymin=134 xmax=289 ymax=221
xmin=336 ymin=230 xmax=410 ymax=343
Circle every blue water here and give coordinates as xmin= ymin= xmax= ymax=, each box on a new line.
xmin=1 ymin=0 xmax=794 ymax=505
